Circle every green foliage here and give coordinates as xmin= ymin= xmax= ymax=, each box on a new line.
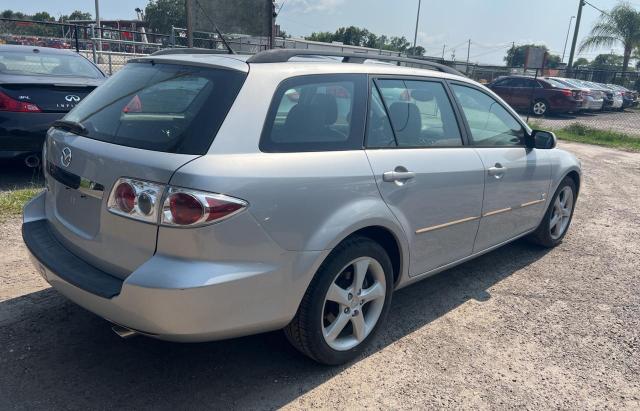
xmin=573 ymin=57 xmax=590 ymax=68
xmin=144 ymin=0 xmax=186 ymax=34
xmin=554 ymin=124 xmax=640 ymax=152
xmin=591 ymin=53 xmax=624 ymax=69
xmin=580 ymin=3 xmax=640 ymax=72
xmin=0 ymin=188 xmax=42 ymax=220
xmin=306 ymin=26 xmax=413 ymax=53
xmin=504 ymin=44 xmax=562 ymax=68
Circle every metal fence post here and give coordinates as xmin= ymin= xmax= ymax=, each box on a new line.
xmin=90 ymin=25 xmax=97 ymax=63
xmin=108 ymin=52 xmax=112 ymax=75
xmin=74 ymin=25 xmax=80 ymax=53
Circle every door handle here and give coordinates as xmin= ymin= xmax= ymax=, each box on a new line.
xmin=383 ymin=170 xmax=416 ymax=182
xmin=487 ymin=163 xmax=507 ymax=178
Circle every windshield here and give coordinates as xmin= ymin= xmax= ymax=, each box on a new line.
xmin=64 ymin=62 xmax=247 ymax=154
xmin=0 ymin=50 xmax=103 ymax=78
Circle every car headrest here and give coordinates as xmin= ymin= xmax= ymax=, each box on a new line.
xmin=388 ymin=102 xmax=421 ymax=139
xmin=310 ymin=93 xmax=338 ymax=125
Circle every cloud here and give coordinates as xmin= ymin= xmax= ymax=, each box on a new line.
xmin=284 ymin=0 xmax=345 ymax=13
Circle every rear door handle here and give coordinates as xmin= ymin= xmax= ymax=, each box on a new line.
xmin=383 ymin=170 xmax=416 ymax=182
xmin=487 ymin=163 xmax=507 ymax=178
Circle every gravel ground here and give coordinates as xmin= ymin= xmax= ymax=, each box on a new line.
xmin=0 ymin=141 xmax=638 ymax=410
xmin=524 ymin=109 xmax=640 ymax=136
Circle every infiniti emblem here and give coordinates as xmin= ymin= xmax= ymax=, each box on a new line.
xmin=61 ymin=147 xmax=72 ymax=167
xmin=65 ymin=95 xmax=80 ymax=102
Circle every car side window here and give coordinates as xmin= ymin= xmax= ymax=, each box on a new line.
xmin=451 ymin=84 xmax=525 ymax=147
xmin=368 ymin=79 xmax=462 ymax=148
xmin=260 ymin=74 xmax=367 ymax=152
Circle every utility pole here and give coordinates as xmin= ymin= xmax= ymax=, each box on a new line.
xmin=567 ymin=0 xmax=585 ymax=71
xmin=185 ymin=0 xmax=194 ymax=48
xmin=509 ymin=42 xmax=515 ymax=67
xmin=562 ymin=16 xmax=576 ymax=63
xmin=412 ymin=0 xmax=421 ymax=53
xmin=94 ymin=0 xmax=102 ymax=57
xmin=465 ymin=39 xmax=471 ymax=74
xmin=442 ymin=44 xmax=446 ymax=59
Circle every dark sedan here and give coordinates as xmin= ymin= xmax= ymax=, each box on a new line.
xmin=488 ymin=76 xmax=582 ymax=116
xmin=0 ymin=45 xmax=106 ymax=165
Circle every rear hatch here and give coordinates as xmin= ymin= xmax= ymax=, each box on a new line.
xmin=43 ymin=58 xmax=247 ymax=279
xmin=0 ymin=76 xmax=102 ymax=113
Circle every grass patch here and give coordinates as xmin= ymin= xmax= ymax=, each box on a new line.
xmin=0 ymin=187 xmax=42 ymax=220
xmin=554 ymin=124 xmax=640 ymax=152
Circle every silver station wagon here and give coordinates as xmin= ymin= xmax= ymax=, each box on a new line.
xmin=22 ymin=49 xmax=581 ymax=365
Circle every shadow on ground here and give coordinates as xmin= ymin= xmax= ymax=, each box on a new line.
xmin=0 ymin=159 xmax=44 ymax=191
xmin=0 ymin=239 xmax=549 ymax=410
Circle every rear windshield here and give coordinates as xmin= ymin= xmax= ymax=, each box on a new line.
xmin=64 ymin=62 xmax=246 ymax=154
xmin=0 ymin=51 xmax=103 ymax=78
xmin=546 ymin=78 xmax=570 ymax=89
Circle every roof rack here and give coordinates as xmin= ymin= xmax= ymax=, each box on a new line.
xmin=151 ymin=48 xmax=234 ymax=56
xmin=246 ymin=49 xmax=464 ymax=76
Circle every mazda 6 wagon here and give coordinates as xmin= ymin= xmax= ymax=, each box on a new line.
xmin=22 ymin=49 xmax=581 ymax=365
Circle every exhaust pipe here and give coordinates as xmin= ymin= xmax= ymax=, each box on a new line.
xmin=111 ymin=324 xmax=138 ymax=339
xmin=24 ymin=154 xmax=40 ymax=168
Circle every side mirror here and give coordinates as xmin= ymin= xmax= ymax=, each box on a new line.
xmin=527 ymin=130 xmax=557 ymax=149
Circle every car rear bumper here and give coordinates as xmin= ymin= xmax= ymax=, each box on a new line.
xmin=0 ymin=112 xmax=63 ymax=158
xmin=23 ymin=192 xmax=327 ymax=342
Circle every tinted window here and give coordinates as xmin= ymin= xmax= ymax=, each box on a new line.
xmin=451 ymin=84 xmax=525 ymax=147
xmin=64 ymin=62 xmax=246 ymax=154
xmin=370 ymin=79 xmax=462 ymax=147
xmin=0 ymin=51 xmax=102 ymax=78
xmin=546 ymin=78 xmax=570 ymax=88
xmin=261 ymin=74 xmax=367 ymax=152
xmin=494 ymin=78 xmax=515 ymax=87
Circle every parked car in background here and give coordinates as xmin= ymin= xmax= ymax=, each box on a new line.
xmin=22 ymin=49 xmax=581 ymax=365
xmin=488 ymin=75 xmax=582 ymax=116
xmin=606 ymin=84 xmax=637 ymax=109
xmin=0 ymin=45 xmax=105 ymax=166
xmin=581 ymin=81 xmax=615 ymax=111
xmin=546 ymin=77 xmax=604 ymax=112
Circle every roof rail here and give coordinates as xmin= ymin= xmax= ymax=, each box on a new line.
xmin=246 ymin=49 xmax=464 ymax=76
xmin=151 ymin=48 xmax=234 ymax=56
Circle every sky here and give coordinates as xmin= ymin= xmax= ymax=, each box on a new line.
xmin=4 ymin=0 xmax=638 ymax=65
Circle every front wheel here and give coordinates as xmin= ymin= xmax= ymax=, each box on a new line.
xmin=528 ymin=177 xmax=577 ymax=247
xmin=284 ymin=236 xmax=394 ymax=365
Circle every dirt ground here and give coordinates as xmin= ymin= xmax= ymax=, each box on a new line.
xmin=0 ymin=141 xmax=638 ymax=410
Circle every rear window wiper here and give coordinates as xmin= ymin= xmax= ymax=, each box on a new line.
xmin=52 ymin=120 xmax=87 ymax=136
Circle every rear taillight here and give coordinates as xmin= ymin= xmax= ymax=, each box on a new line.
xmin=560 ymin=89 xmax=573 ymax=97
xmin=107 ymin=178 xmax=164 ymax=223
xmin=107 ymin=178 xmax=247 ymax=227
xmin=161 ymin=187 xmax=247 ymax=227
xmin=0 ymin=91 xmax=41 ymax=112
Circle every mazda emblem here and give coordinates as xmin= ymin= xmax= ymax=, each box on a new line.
xmin=65 ymin=95 xmax=81 ymax=102
xmin=61 ymin=147 xmax=72 ymax=167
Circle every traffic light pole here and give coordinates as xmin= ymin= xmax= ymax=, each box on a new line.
xmin=567 ymin=0 xmax=585 ymax=71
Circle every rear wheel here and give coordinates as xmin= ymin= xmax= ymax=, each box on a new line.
xmin=532 ymin=99 xmax=549 ymax=116
xmin=528 ymin=177 xmax=577 ymax=247
xmin=284 ymin=236 xmax=393 ymax=365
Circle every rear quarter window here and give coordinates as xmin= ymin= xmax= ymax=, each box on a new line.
xmin=260 ymin=74 xmax=367 ymax=152
xmin=64 ymin=62 xmax=246 ymax=155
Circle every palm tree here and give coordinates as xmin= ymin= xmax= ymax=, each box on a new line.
xmin=579 ymin=2 xmax=640 ymax=72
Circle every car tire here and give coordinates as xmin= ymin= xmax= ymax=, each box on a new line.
xmin=284 ymin=236 xmax=394 ymax=365
xmin=528 ymin=177 xmax=577 ymax=248
xmin=532 ymin=99 xmax=549 ymax=116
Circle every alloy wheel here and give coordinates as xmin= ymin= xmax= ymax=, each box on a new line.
xmin=550 ymin=186 xmax=574 ymax=240
xmin=321 ymin=257 xmax=387 ymax=351
xmin=533 ymin=101 xmax=547 ymax=115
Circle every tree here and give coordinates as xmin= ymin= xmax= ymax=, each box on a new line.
xmin=305 ymin=27 xmax=416 ymax=53
xmin=573 ymin=57 xmax=590 ymax=68
xmin=590 ymin=53 xmax=624 ymax=69
xmin=32 ymin=11 xmax=54 ymax=22
xmin=580 ymin=3 xmax=640 ymax=72
xmin=406 ymin=46 xmax=425 ymax=56
xmin=60 ymin=10 xmax=92 ymax=22
xmin=503 ymin=44 xmax=562 ymax=68
xmin=144 ymin=0 xmax=186 ymax=33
